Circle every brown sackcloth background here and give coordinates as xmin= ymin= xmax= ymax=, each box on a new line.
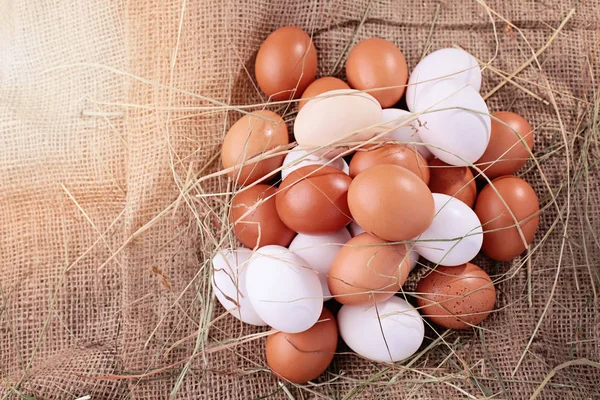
xmin=1 ymin=0 xmax=599 ymax=398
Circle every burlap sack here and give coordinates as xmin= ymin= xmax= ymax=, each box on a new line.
xmin=1 ymin=0 xmax=599 ymax=398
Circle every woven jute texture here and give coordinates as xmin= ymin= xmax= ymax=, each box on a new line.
xmin=1 ymin=0 xmax=599 ymax=398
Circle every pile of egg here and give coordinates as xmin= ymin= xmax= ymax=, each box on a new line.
xmin=214 ymin=26 xmax=540 ymax=383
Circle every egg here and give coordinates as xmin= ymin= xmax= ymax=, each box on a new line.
xmin=380 ymin=108 xmax=432 ymax=159
xmin=281 ymin=146 xmax=349 ymax=181
xmin=211 ymin=248 xmax=267 ymax=326
xmin=348 ymin=164 xmax=434 ymax=241
xmin=428 ymin=158 xmax=477 ymax=207
xmin=328 ymin=233 xmax=410 ymax=305
xmin=276 ymin=165 xmax=352 ymax=234
xmin=337 ymin=296 xmax=424 ymax=362
xmin=345 ymin=38 xmax=409 ymax=108
xmin=289 ymin=228 xmax=352 ymax=301
xmin=246 ymin=245 xmax=322 ymax=333
xmin=255 ymin=26 xmax=317 ymax=100
xmin=474 ymin=176 xmax=540 ymax=261
xmin=294 ymin=89 xmax=382 ymax=155
xmin=221 ymin=110 xmax=289 ymax=185
xmin=299 ymin=77 xmax=350 ymax=110
xmin=414 ymin=78 xmax=490 ymax=166
xmin=406 ymin=48 xmax=481 ymax=111
xmin=416 ymin=263 xmax=496 ymax=329
xmin=349 ymin=143 xmax=430 ymax=184
xmin=266 ymin=308 xmax=338 ymax=383
xmin=476 ymin=111 xmax=534 ymax=179
xmin=414 ymin=193 xmax=483 ymax=266
xmin=230 ymin=184 xmax=296 ymax=249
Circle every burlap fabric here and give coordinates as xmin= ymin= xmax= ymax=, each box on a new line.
xmin=1 ymin=0 xmax=599 ymax=398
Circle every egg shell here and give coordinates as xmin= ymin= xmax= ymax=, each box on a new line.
xmin=230 ymin=185 xmax=296 ymax=249
xmin=476 ymin=111 xmax=534 ymax=179
xmin=428 ymin=158 xmax=477 ymax=207
xmin=348 ymin=164 xmax=434 ymax=241
xmin=350 ymin=143 xmax=430 ymax=184
xmin=281 ymin=147 xmax=349 ymax=181
xmin=255 ymin=26 xmax=317 ymax=101
xmin=299 ymin=77 xmax=350 ymax=110
xmin=246 ymin=245 xmax=323 ymax=333
xmin=347 ymin=221 xmax=421 ymax=271
xmin=221 ymin=110 xmax=289 ymax=185
xmin=414 ymin=78 xmax=490 ymax=166
xmin=294 ymin=89 xmax=382 ymax=154
xmin=266 ymin=308 xmax=338 ymax=383
xmin=328 ymin=233 xmax=410 ymax=306
xmin=474 ymin=176 xmax=540 ymax=261
xmin=345 ymin=38 xmax=409 ymax=108
xmin=414 ymin=193 xmax=483 ymax=266
xmin=338 ymin=296 xmax=424 ymax=362
xmin=276 ymin=165 xmax=352 ymax=234
xmin=406 ymin=48 xmax=481 ymax=111
xmin=289 ymin=228 xmax=351 ymax=301
xmin=211 ymin=248 xmax=267 ymax=326
xmin=416 ymin=263 xmax=496 ymax=329
xmin=381 ymin=108 xmax=432 ymax=159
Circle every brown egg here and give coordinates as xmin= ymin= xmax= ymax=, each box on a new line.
xmin=230 ymin=184 xmax=296 ymax=248
xmin=255 ymin=26 xmax=317 ymax=101
xmin=299 ymin=77 xmax=350 ymax=110
xmin=348 ymin=164 xmax=434 ymax=241
xmin=276 ymin=165 xmax=352 ymax=234
xmin=428 ymin=158 xmax=477 ymax=207
xmin=221 ymin=110 xmax=289 ymax=186
xmin=416 ymin=263 xmax=496 ymax=329
xmin=266 ymin=308 xmax=337 ymax=383
xmin=345 ymin=38 xmax=409 ymax=108
xmin=476 ymin=111 xmax=534 ymax=179
xmin=474 ymin=176 xmax=540 ymax=261
xmin=328 ymin=233 xmax=410 ymax=305
xmin=349 ymin=143 xmax=430 ymax=184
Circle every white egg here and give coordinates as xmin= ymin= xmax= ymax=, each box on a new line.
xmin=281 ymin=147 xmax=349 ymax=181
xmin=414 ymin=78 xmax=490 ymax=166
xmin=288 ymin=228 xmax=352 ymax=301
xmin=406 ymin=48 xmax=481 ymax=111
xmin=318 ymin=276 xmax=332 ymax=300
xmin=246 ymin=245 xmax=323 ymax=333
xmin=338 ymin=296 xmax=424 ymax=362
xmin=294 ymin=89 xmax=382 ymax=155
xmin=414 ymin=193 xmax=483 ymax=266
xmin=211 ymin=248 xmax=267 ymax=326
xmin=347 ymin=222 xmax=420 ymax=271
xmin=347 ymin=221 xmax=366 ymax=237
xmin=380 ymin=108 xmax=432 ymax=159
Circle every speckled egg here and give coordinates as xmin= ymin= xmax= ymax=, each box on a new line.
xmin=416 ymin=263 xmax=496 ymax=329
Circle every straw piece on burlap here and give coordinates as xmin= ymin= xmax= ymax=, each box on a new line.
xmin=1 ymin=0 xmax=599 ymax=399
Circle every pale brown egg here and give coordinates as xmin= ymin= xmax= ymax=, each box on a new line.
xmin=474 ymin=176 xmax=540 ymax=261
xmin=476 ymin=111 xmax=534 ymax=179
xmin=345 ymin=38 xmax=409 ymax=108
xmin=276 ymin=165 xmax=352 ymax=234
xmin=255 ymin=26 xmax=317 ymax=101
xmin=348 ymin=164 xmax=434 ymax=241
xmin=299 ymin=77 xmax=350 ymax=110
xmin=229 ymin=184 xmax=296 ymax=249
xmin=221 ymin=110 xmax=289 ymax=186
xmin=349 ymin=143 xmax=430 ymax=184
xmin=266 ymin=308 xmax=338 ymax=383
xmin=416 ymin=263 xmax=496 ymax=329
xmin=428 ymin=158 xmax=477 ymax=207
xmin=328 ymin=233 xmax=410 ymax=305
